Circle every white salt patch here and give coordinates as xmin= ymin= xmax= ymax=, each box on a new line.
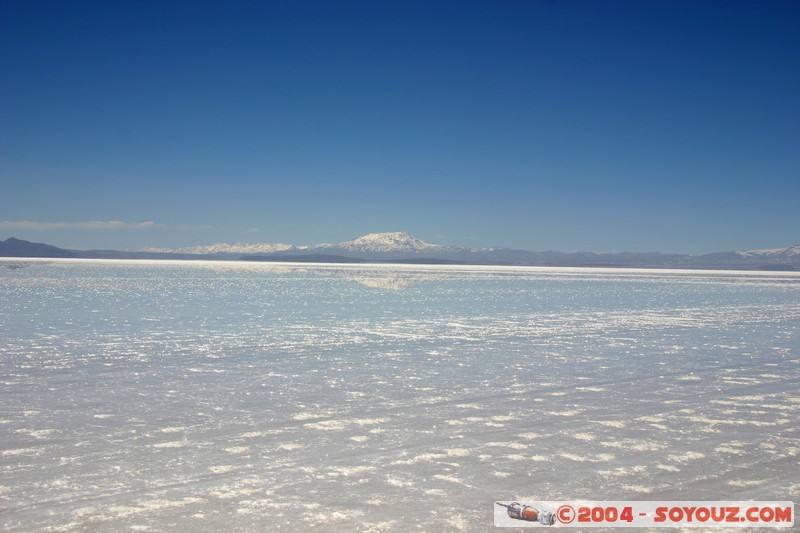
xmin=559 ymin=451 xmax=614 ymax=462
xmin=278 ymin=443 xmax=304 ymax=451
xmin=350 ymin=436 xmax=369 ymax=443
xmin=328 ymin=465 xmax=376 ymax=477
xmin=16 ymin=428 xmax=56 ymax=438
xmin=638 ymin=415 xmax=665 ymax=423
xmin=622 ymin=484 xmax=652 ymax=493
xmin=598 ymin=420 xmax=626 ymax=428
xmin=48 ymin=523 xmax=80 ymax=532
xmin=329 ymin=509 xmax=365 ymax=520
xmin=109 ymin=497 xmax=203 ymax=518
xmin=239 ymin=498 xmax=278 ymax=511
xmin=449 ymin=515 xmax=470 ymax=531
xmin=307 ymin=420 xmax=347 ymax=431
xmin=433 ymin=474 xmax=468 ymax=486
xmin=386 ymin=475 xmax=414 ymax=487
xmin=2 ymin=447 xmax=41 ymax=456
xmin=728 ymin=479 xmax=766 ymax=487
xmin=731 ymin=419 xmax=779 ymax=427
xmin=209 ymin=465 xmax=236 ymax=474
xmin=152 ymin=440 xmax=186 ymax=448
xmin=352 ymin=418 xmax=387 ymax=426
xmin=572 ymin=432 xmax=596 ymax=441
xmin=138 ymin=497 xmax=204 ymax=510
xmin=419 ymin=396 xmax=448 ymax=404
xmin=160 ymin=426 xmax=184 ymax=433
xmin=293 ymin=413 xmax=319 ymax=421
xmin=392 ymin=453 xmax=445 ymax=465
xmin=601 ymin=439 xmax=664 ymax=451
xmin=546 ymin=409 xmax=581 ymax=417
xmin=486 ymin=441 xmax=527 ymax=450
xmin=715 ymin=445 xmax=746 ymax=455
xmin=764 ymin=403 xmax=795 ymax=409
xmin=225 ymin=446 xmax=250 ymax=454
xmin=242 ymin=431 xmax=265 ymax=438
xmin=444 ymin=448 xmax=471 ymax=457
xmin=92 ymin=414 xmax=113 ymax=419
xmin=656 ymin=464 xmax=681 ymax=472
xmin=72 ymin=507 xmax=97 ymax=518
xmin=668 ymin=451 xmax=705 ymax=462
xmin=617 ymin=465 xmax=647 ymax=475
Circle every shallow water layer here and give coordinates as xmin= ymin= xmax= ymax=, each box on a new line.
xmin=1 ymin=260 xmax=799 ymax=531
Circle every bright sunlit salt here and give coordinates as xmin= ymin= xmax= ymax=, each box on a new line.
xmin=1 ymin=259 xmax=798 ymax=531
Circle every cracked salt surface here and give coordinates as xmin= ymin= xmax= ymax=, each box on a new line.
xmin=1 ymin=259 xmax=799 ymax=531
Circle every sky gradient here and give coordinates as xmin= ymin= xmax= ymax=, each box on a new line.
xmin=2 ymin=0 xmax=798 ymax=253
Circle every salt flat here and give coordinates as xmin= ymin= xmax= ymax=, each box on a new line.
xmin=1 ymin=259 xmax=798 ymax=531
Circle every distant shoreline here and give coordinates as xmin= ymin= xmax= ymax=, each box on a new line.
xmin=4 ymin=256 xmax=800 ymax=278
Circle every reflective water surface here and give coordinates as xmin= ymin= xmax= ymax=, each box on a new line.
xmin=2 ymin=259 xmax=799 ymax=531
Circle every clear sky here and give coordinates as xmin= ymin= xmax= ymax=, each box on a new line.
xmin=1 ymin=0 xmax=798 ymax=254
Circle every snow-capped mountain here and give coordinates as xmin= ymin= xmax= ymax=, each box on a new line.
xmin=316 ymin=231 xmax=461 ymax=254
xmin=737 ymin=244 xmax=800 ymax=259
xmin=140 ymin=242 xmax=301 ymax=254
xmin=137 ymin=232 xmax=459 ymax=256
xmin=177 ymin=242 xmax=300 ymax=255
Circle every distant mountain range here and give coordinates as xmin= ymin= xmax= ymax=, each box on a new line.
xmin=1 ymin=232 xmax=799 ymax=271
xmin=138 ymin=231 xmax=459 ymax=256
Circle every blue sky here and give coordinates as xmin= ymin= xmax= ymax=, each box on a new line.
xmin=1 ymin=0 xmax=798 ymax=253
